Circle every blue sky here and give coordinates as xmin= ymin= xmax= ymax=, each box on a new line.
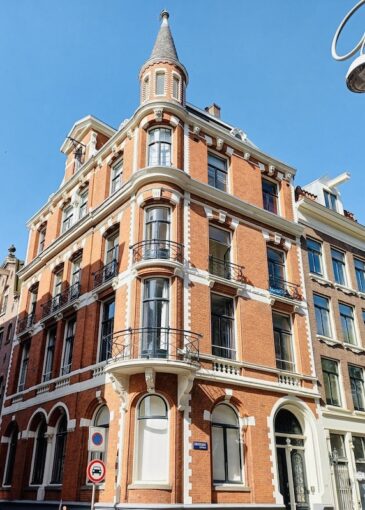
xmin=0 ymin=0 xmax=364 ymax=259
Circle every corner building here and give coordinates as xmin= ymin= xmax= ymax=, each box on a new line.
xmin=0 ymin=12 xmax=332 ymax=510
xmin=297 ymin=174 xmax=365 ymax=510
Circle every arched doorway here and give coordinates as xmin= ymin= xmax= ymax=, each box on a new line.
xmin=275 ymin=409 xmax=309 ymax=510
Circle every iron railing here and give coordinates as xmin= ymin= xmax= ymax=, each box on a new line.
xmin=107 ymin=327 xmax=201 ymax=364
xmin=209 ymin=256 xmax=245 ymax=283
xmin=269 ymin=276 xmax=302 ymax=300
xmin=41 ymin=282 xmax=80 ymax=319
xmin=93 ymin=259 xmax=118 ymax=289
xmin=131 ymin=240 xmax=184 ymax=264
xmin=17 ymin=313 xmax=35 ymax=334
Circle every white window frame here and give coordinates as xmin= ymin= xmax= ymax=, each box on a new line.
xmin=210 ymin=291 xmax=236 ymax=360
xmin=133 ymin=393 xmax=170 ymax=485
xmin=211 ymin=402 xmax=244 ymax=486
xmin=2 ymin=426 xmax=18 ymax=487
xmin=331 ymin=247 xmax=349 ymax=287
xmin=78 ymin=188 xmax=88 ymax=220
xmin=147 ymin=126 xmax=172 ymax=167
xmin=339 ymin=301 xmax=359 ymax=347
xmin=110 ymin=159 xmax=123 ymax=195
xmin=17 ymin=342 xmax=30 ymax=392
xmin=208 ymin=150 xmax=230 ymax=194
xmin=97 ymin=297 xmax=115 ymax=362
xmin=172 ymin=72 xmax=181 ymax=101
xmin=142 ymin=73 xmax=150 ymax=102
xmin=60 ymin=318 xmax=76 ymax=376
xmin=262 ymin=175 xmax=281 ymax=216
xmin=38 ymin=226 xmax=46 ymax=254
xmin=272 ymin=311 xmax=296 ymax=373
xmin=62 ymin=204 xmax=74 ymax=234
xmin=155 ymin=69 xmax=166 ymax=96
xmin=42 ymin=327 xmax=56 ymax=382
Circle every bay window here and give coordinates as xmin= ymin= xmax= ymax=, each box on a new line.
xmin=144 ymin=206 xmax=171 ymax=259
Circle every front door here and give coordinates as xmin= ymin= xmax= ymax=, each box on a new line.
xmin=275 ymin=409 xmax=309 ymax=510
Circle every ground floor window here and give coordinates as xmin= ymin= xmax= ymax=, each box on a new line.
xmin=212 ymin=404 xmax=242 ymax=484
xmin=31 ymin=419 xmax=47 ymax=485
xmin=51 ymin=415 xmax=67 ymax=484
xmin=3 ymin=424 xmax=18 ymax=486
xmin=135 ymin=394 xmax=169 ymax=483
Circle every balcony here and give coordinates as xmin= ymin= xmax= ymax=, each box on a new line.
xmin=17 ymin=313 xmax=35 ymax=335
xmin=209 ymin=256 xmax=245 ymax=283
xmin=41 ymin=282 xmax=80 ymax=319
xmin=93 ymin=259 xmax=118 ymax=289
xmin=131 ymin=240 xmax=184 ymax=264
xmin=269 ymin=276 xmax=302 ymax=301
xmin=105 ymin=327 xmax=200 ymax=376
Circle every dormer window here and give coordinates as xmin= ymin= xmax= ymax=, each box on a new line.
xmin=172 ymin=75 xmax=180 ymax=100
xmin=324 ymin=190 xmax=337 ymax=211
xmin=111 ymin=160 xmax=123 ymax=194
xmin=62 ymin=205 xmax=74 ymax=233
xmin=155 ymin=71 xmax=165 ymax=96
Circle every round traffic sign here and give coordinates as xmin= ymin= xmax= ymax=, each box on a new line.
xmin=91 ymin=432 xmax=104 ymax=446
xmin=87 ymin=459 xmax=106 ymax=484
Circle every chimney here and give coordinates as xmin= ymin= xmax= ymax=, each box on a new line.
xmin=205 ymin=103 xmax=221 ymax=119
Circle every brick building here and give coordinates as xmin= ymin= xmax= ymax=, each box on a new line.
xmin=0 ymin=11 xmax=333 ymax=510
xmin=297 ymin=174 xmax=365 ymax=510
xmin=0 ymin=246 xmax=23 ymax=418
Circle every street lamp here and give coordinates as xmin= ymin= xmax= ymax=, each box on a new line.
xmin=331 ymin=0 xmax=365 ymax=92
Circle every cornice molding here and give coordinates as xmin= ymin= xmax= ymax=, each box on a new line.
xmin=20 ymin=166 xmax=302 ymax=281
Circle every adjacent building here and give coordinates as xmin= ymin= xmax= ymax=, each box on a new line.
xmin=0 ymin=11 xmax=336 ymax=510
xmin=0 ymin=246 xmax=23 ymax=418
xmin=297 ymin=174 xmax=365 ymax=510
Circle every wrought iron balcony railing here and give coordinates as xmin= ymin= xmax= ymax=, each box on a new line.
xmin=269 ymin=276 xmax=302 ymax=300
xmin=93 ymin=259 xmax=118 ymax=289
xmin=107 ymin=327 xmax=201 ymax=364
xmin=17 ymin=313 xmax=35 ymax=334
xmin=41 ymin=282 xmax=80 ymax=319
xmin=131 ymin=240 xmax=184 ymax=264
xmin=209 ymin=256 xmax=245 ymax=283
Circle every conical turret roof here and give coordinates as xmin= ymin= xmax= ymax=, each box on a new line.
xmin=150 ymin=10 xmax=179 ymax=63
xmin=140 ymin=10 xmax=188 ymax=81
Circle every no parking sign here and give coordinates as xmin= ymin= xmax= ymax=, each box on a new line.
xmin=88 ymin=426 xmax=106 ymax=453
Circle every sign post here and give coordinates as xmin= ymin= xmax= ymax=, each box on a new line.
xmin=86 ymin=459 xmax=106 ymax=510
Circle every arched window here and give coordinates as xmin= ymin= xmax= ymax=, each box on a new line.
xmin=31 ymin=419 xmax=47 ymax=485
xmin=212 ymin=404 xmax=242 ymax=484
xmin=91 ymin=405 xmax=110 ymax=462
xmin=135 ymin=395 xmax=169 ymax=483
xmin=3 ymin=423 xmax=18 ymax=486
xmin=51 ymin=415 xmax=67 ymax=484
xmin=148 ymin=128 xmax=171 ymax=167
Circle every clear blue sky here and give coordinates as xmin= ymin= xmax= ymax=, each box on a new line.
xmin=1 ymin=0 xmax=364 ymax=260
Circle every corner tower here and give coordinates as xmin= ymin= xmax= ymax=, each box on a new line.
xmin=139 ymin=10 xmax=188 ymax=106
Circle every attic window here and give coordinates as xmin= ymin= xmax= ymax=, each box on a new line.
xmin=155 ymin=71 xmax=165 ymax=96
xmin=324 ymin=190 xmax=337 ymax=211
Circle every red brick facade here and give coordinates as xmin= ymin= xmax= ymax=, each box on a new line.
xmin=0 ymin=11 xmax=333 ymax=510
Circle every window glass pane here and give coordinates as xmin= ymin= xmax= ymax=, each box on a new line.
xmin=262 ymin=179 xmax=278 ymax=214
xmin=314 ymin=294 xmax=332 ymax=337
xmin=226 ymin=428 xmax=241 ymax=482
xmin=330 ymin=434 xmax=346 ymax=459
xmin=307 ymin=239 xmax=323 ymax=274
xmin=173 ymin=76 xmax=180 ymax=99
xmin=137 ymin=396 xmax=168 ymax=482
xmin=322 ymin=358 xmax=341 ymax=406
xmin=212 ymin=404 xmax=238 ymax=426
xmin=156 ymin=72 xmax=165 ymax=95
xmin=355 ymin=258 xmax=365 ymax=292
xmin=324 ymin=190 xmax=337 ymax=211
xmin=209 ymin=226 xmax=230 ymax=245
xmin=212 ymin=426 xmax=225 ymax=482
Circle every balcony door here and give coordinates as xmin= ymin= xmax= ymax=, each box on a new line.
xmin=144 ymin=207 xmax=170 ymax=259
xmin=209 ymin=226 xmax=231 ymax=279
xmin=268 ymin=247 xmax=286 ymax=293
xmin=141 ymin=278 xmax=169 ymax=358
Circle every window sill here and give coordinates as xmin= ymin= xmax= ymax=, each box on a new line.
xmin=214 ymin=484 xmax=250 ymax=492
xmin=325 ymin=405 xmax=352 ymax=414
xmin=343 ymin=342 xmax=364 ymax=353
xmin=316 ymin=335 xmax=342 ymax=346
xmin=353 ymin=410 xmax=365 ymax=416
xmin=310 ymin=273 xmax=329 ymax=286
xmin=128 ymin=483 xmax=172 ymax=490
xmin=334 ymin=283 xmax=358 ymax=296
